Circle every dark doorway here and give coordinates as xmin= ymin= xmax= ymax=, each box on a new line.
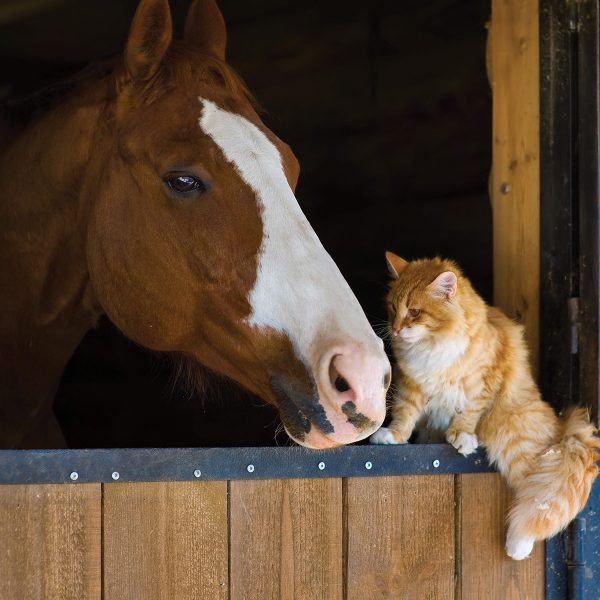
xmin=0 ymin=0 xmax=492 ymax=447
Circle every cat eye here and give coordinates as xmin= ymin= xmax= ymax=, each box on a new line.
xmin=407 ymin=308 xmax=421 ymax=318
xmin=164 ymin=172 xmax=209 ymax=197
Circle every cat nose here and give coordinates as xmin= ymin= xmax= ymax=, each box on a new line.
xmin=392 ymin=325 xmax=401 ymax=336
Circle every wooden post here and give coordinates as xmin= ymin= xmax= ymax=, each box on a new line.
xmin=490 ymin=0 xmax=540 ymax=368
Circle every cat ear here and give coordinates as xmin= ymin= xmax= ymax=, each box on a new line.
xmin=385 ymin=251 xmax=408 ymax=279
xmin=428 ymin=271 xmax=457 ymax=299
xmin=124 ymin=0 xmax=172 ymax=82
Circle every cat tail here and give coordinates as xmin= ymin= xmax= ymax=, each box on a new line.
xmin=505 ymin=407 xmax=600 ymax=560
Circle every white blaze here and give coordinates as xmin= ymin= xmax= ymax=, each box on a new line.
xmin=198 ymin=98 xmax=376 ymax=363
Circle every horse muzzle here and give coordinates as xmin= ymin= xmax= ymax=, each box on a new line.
xmin=274 ymin=340 xmax=390 ymax=449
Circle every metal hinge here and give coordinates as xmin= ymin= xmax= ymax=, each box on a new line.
xmin=568 ymin=297 xmax=580 ymax=354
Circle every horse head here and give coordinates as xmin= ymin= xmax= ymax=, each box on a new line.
xmin=83 ymin=0 xmax=390 ymax=448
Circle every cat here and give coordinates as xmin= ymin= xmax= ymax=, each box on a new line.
xmin=370 ymin=251 xmax=600 ymax=560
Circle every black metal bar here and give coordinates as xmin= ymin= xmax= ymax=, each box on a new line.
xmin=577 ymin=0 xmax=600 ymax=427
xmin=567 ymin=517 xmax=587 ymax=600
xmin=541 ymin=2 xmax=600 ymax=599
xmin=546 ymin=529 xmax=568 ymax=600
xmin=539 ymin=0 xmax=577 ymax=415
xmin=565 ymin=481 xmax=600 ymax=600
xmin=0 ymin=444 xmax=493 ymax=484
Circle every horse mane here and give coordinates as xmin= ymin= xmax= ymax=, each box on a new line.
xmin=1 ymin=41 xmax=260 ymax=135
xmin=0 ymin=60 xmax=117 ymax=132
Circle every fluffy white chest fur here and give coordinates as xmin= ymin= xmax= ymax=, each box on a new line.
xmin=398 ymin=336 xmax=469 ymax=431
xmin=420 ymin=380 xmax=468 ymax=430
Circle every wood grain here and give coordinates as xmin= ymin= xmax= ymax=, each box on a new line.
xmin=459 ymin=474 xmax=544 ymax=600
xmin=230 ymin=478 xmax=343 ymax=600
xmin=467 ymin=0 xmax=545 ymax=596
xmin=490 ymin=0 xmax=540 ymax=373
xmin=103 ymin=481 xmax=228 ymax=600
xmin=346 ymin=475 xmax=455 ymax=600
xmin=0 ymin=483 xmax=101 ymax=600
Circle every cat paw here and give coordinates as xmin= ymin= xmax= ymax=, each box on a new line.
xmin=505 ymin=536 xmax=535 ymax=560
xmin=446 ymin=430 xmax=478 ymax=456
xmin=369 ymin=427 xmax=408 ymax=445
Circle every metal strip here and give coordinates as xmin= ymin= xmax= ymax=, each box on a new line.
xmin=546 ymin=479 xmax=600 ymax=600
xmin=570 ymin=481 xmax=600 ymax=600
xmin=577 ymin=0 xmax=600 ymax=427
xmin=539 ymin=0 xmax=578 ymax=415
xmin=546 ymin=530 xmax=568 ymax=600
xmin=0 ymin=444 xmax=493 ymax=484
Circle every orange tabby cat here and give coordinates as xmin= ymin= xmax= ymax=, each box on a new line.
xmin=370 ymin=251 xmax=600 ymax=560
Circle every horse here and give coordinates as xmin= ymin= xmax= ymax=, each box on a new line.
xmin=0 ymin=0 xmax=390 ymax=449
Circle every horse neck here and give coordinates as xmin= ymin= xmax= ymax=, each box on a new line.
xmin=0 ymin=97 xmax=104 ymax=429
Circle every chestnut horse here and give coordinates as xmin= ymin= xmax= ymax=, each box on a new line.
xmin=0 ymin=0 xmax=390 ymax=449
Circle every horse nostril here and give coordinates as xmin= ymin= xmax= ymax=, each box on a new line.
xmin=334 ymin=375 xmax=351 ymax=393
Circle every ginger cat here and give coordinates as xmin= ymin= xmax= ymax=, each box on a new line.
xmin=370 ymin=251 xmax=600 ymax=560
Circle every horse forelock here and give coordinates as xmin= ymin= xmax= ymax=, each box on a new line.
xmin=112 ymin=44 xmax=259 ymax=118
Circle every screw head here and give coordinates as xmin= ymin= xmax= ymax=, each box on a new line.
xmin=70 ymin=471 xmax=79 ymax=481
xmin=111 ymin=471 xmax=120 ymax=480
xmin=247 ymin=464 xmax=255 ymax=473
xmin=365 ymin=461 xmax=373 ymax=470
xmin=432 ymin=459 xmax=440 ymax=468
xmin=318 ymin=461 xmax=326 ymax=470
xmin=500 ymin=182 xmax=511 ymax=195
xmin=193 ymin=469 xmax=202 ymax=478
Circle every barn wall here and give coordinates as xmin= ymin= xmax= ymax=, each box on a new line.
xmin=0 ymin=476 xmax=543 ymax=600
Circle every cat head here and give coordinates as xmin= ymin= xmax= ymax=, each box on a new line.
xmin=384 ymin=252 xmax=465 ymax=345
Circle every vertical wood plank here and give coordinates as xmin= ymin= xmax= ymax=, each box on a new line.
xmin=230 ymin=478 xmax=343 ymax=600
xmin=462 ymin=0 xmax=544 ymax=598
xmin=0 ymin=484 xmax=101 ymax=600
xmin=459 ymin=474 xmax=544 ymax=599
xmin=103 ymin=481 xmax=228 ymax=600
xmin=490 ymin=0 xmax=540 ymax=371
xmin=346 ymin=475 xmax=455 ymax=600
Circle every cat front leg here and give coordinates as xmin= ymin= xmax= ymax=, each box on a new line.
xmin=446 ymin=402 xmax=487 ymax=456
xmin=370 ymin=376 xmax=426 ymax=445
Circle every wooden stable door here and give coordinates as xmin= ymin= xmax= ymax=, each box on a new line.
xmin=0 ymin=476 xmax=543 ymax=600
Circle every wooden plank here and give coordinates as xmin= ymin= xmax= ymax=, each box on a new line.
xmin=0 ymin=483 xmax=101 ymax=600
xmin=230 ymin=478 xmax=343 ymax=600
xmin=103 ymin=481 xmax=228 ymax=600
xmin=346 ymin=475 xmax=455 ymax=600
xmin=490 ymin=0 xmax=540 ymax=372
xmin=459 ymin=474 xmax=544 ymax=600
xmin=463 ymin=0 xmax=545 ymax=597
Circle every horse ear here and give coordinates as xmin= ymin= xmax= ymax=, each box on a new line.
xmin=427 ymin=271 xmax=458 ymax=299
xmin=385 ymin=251 xmax=408 ymax=279
xmin=124 ymin=0 xmax=172 ymax=82
xmin=184 ymin=0 xmax=227 ymax=60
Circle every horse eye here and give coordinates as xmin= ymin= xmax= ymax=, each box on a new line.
xmin=408 ymin=308 xmax=421 ymax=318
xmin=164 ymin=173 xmax=208 ymax=196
